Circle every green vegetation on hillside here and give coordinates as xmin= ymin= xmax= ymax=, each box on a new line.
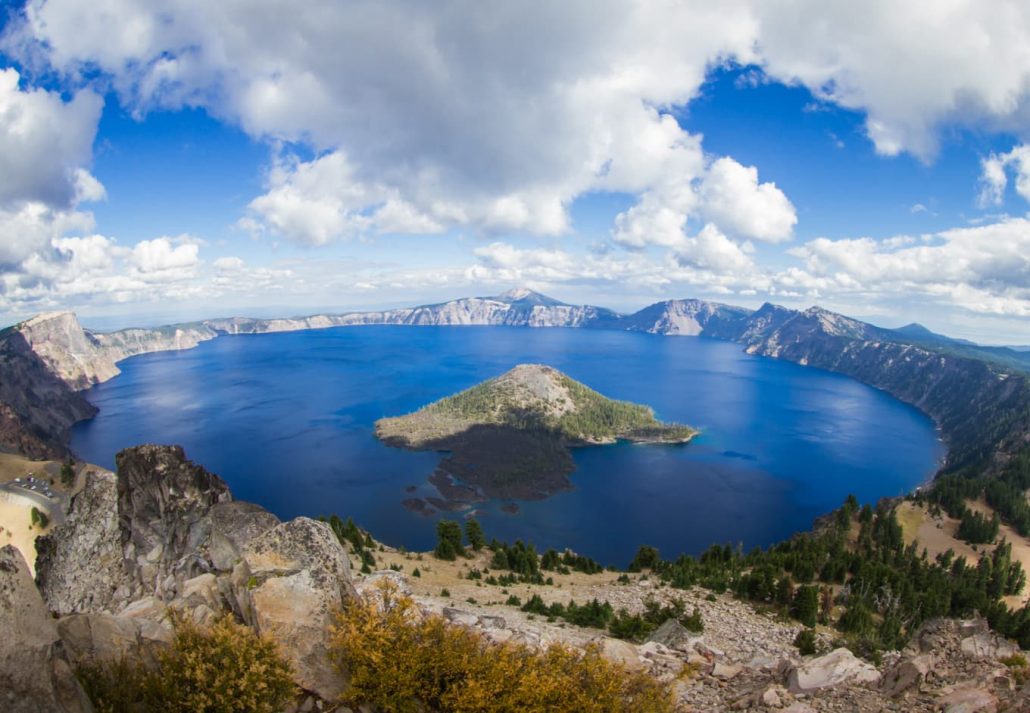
xmin=29 ymin=506 xmax=48 ymax=529
xmin=320 ymin=514 xmax=377 ymax=572
xmin=956 ymin=509 xmax=1000 ymax=544
xmin=926 ymin=449 xmax=1030 ymax=540
xmin=517 ymin=593 xmax=702 ymax=641
xmin=553 ymin=375 xmax=695 ymax=442
xmin=434 ymin=519 xmax=465 ymax=560
xmin=628 ymin=497 xmax=1030 ymax=652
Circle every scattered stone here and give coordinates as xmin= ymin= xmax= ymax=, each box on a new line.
xmin=959 ymin=632 xmax=1019 ymax=662
xmin=443 ymin=607 xmax=481 ymax=628
xmin=594 ymin=637 xmax=641 ymax=668
xmin=761 ymin=683 xmax=787 ymax=707
xmin=937 ymin=685 xmax=998 ymax=713
xmin=780 ymin=703 xmax=816 ymax=713
xmin=712 ymin=661 xmax=742 ymax=681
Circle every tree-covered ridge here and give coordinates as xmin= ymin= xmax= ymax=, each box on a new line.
xmin=627 ymin=497 xmax=1030 ymax=653
xmin=375 ymin=364 xmax=696 ymax=447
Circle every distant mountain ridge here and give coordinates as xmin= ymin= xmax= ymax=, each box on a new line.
xmin=1 ymin=287 xmax=1028 ymax=475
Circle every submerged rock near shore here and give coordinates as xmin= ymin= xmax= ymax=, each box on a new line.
xmin=376 ymin=364 xmax=696 ymax=509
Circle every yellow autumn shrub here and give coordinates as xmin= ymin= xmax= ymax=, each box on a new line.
xmin=330 ymin=582 xmax=674 ymax=713
xmin=77 ymin=613 xmax=297 ymax=713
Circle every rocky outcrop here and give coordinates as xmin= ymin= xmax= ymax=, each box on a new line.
xmin=115 ymin=445 xmax=232 ymax=600
xmin=37 ymin=446 xmax=280 ymax=614
xmin=231 ymin=517 xmax=357 ymax=700
xmin=36 ymin=468 xmax=131 ymax=615
xmin=32 ymin=445 xmax=362 ymax=701
xmin=647 ymin=617 xmax=699 ymax=652
xmin=880 ymin=653 xmax=934 ymax=697
xmin=0 ymin=545 xmax=93 ymax=713
xmin=207 ymin=501 xmax=282 ymax=571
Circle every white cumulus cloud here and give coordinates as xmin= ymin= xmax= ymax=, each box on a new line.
xmin=0 ymin=67 xmax=103 ymax=208
xmin=698 ymin=158 xmax=796 ymax=243
xmin=978 ymin=144 xmax=1030 ymax=207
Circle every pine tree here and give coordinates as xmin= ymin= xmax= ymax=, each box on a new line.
xmin=435 ymin=520 xmax=464 ymax=561
xmin=464 ymin=518 xmax=486 ymax=551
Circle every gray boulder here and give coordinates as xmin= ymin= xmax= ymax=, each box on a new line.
xmin=57 ymin=609 xmax=173 ymax=670
xmin=787 ymin=647 xmax=881 ymax=694
xmin=232 ymin=517 xmax=357 ymax=700
xmin=647 ymin=618 xmax=698 ymax=652
xmin=207 ymin=501 xmax=281 ymax=571
xmin=880 ymin=653 xmax=934 ymax=696
xmin=937 ymin=686 xmax=999 ymax=713
xmin=0 ymin=545 xmax=93 ymax=713
xmin=959 ymin=630 xmax=1020 ymax=662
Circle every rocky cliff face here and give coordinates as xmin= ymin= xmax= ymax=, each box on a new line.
xmin=0 ymin=327 xmax=96 ymax=458
xmin=0 ymin=545 xmax=93 ymax=713
xmin=622 ymin=298 xmax=751 ymax=336
xmin=715 ymin=304 xmax=1030 ymax=473
xmin=15 ymin=312 xmax=120 ymax=389
xmin=93 ymin=323 xmax=218 ymax=362
xmin=35 ymin=468 xmax=131 ymax=615
xmin=188 ymin=289 xmax=618 ymax=335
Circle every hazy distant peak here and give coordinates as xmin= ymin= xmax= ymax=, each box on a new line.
xmin=798 ymin=305 xmax=875 ymax=339
xmin=493 ymin=287 xmax=565 ymax=306
xmin=895 ymin=322 xmax=933 ymax=336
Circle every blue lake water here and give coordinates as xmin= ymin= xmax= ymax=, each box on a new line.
xmin=71 ymin=326 xmax=944 ymax=566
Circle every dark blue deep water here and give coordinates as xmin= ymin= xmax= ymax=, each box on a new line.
xmin=71 ymin=326 xmax=944 ymax=566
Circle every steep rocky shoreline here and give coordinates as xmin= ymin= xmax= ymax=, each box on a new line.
xmin=3 ymin=288 xmax=1026 ymax=476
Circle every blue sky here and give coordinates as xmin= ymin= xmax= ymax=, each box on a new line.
xmin=0 ymin=1 xmax=1028 ymax=343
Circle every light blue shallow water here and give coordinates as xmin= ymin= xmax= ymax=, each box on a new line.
xmin=71 ymin=326 xmax=944 ymax=566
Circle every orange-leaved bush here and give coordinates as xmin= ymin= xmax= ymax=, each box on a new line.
xmin=77 ymin=612 xmax=297 ymax=713
xmin=330 ymin=581 xmax=674 ymax=713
